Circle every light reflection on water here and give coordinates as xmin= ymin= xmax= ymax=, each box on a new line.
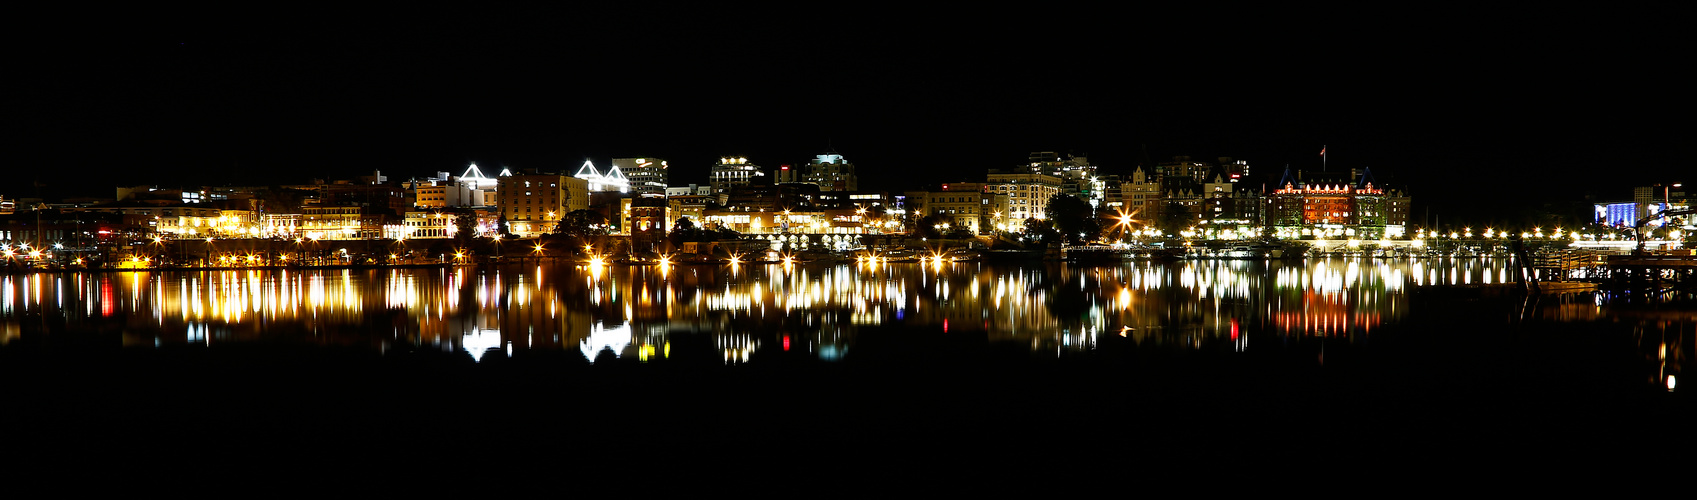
xmin=0 ymin=258 xmax=1687 ymax=390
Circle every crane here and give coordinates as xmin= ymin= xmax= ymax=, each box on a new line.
xmin=1635 ymin=207 xmax=1695 ymax=255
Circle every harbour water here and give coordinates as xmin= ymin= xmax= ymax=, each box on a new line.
xmin=3 ymin=258 xmax=1689 ymax=467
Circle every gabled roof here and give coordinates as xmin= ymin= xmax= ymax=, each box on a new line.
xmin=1275 ymin=166 xmax=1300 ymax=189
xmin=573 ymin=160 xmax=601 ymax=178
xmin=603 ymin=163 xmax=628 ymax=182
xmin=461 ymin=163 xmax=493 ymax=180
xmin=1355 ymin=167 xmax=1379 ymax=189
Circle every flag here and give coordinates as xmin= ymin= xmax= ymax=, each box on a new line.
xmin=1320 ymin=146 xmax=1326 ymax=157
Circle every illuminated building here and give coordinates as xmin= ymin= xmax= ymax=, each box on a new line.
xmin=627 ymin=195 xmax=673 ymax=249
xmin=573 ymin=160 xmax=630 ymax=193
xmin=260 ymin=213 xmax=300 ymax=237
xmin=459 ymin=163 xmax=497 ymax=207
xmin=779 ymin=153 xmax=859 ymax=192
xmin=664 ymin=184 xmax=712 ymax=197
xmin=1024 ymin=152 xmax=1101 ymax=207
xmin=986 ymin=170 xmax=1062 ymax=231
xmin=497 ymin=172 xmax=589 ymax=238
xmin=709 ymin=157 xmax=762 ymax=197
xmin=408 ymin=169 xmax=485 ymax=208
xmin=908 ymin=183 xmax=1008 ymax=235
xmin=613 ymin=158 xmax=666 ymax=195
xmin=701 ymin=207 xmax=870 ymax=236
xmin=1156 ymin=156 xmax=1212 ymax=185
xmin=391 ymin=211 xmax=459 ymax=239
xmin=1265 ymin=167 xmax=1405 ymax=239
xmin=1123 ymin=167 xmax=1161 ymax=220
xmin=1598 ymin=183 xmax=1689 ymax=228
xmin=301 ymin=206 xmax=372 ymax=240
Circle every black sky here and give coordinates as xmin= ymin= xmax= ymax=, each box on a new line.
xmin=10 ymin=6 xmax=1688 ymax=226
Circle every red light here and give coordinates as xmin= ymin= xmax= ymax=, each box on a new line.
xmin=783 ymin=335 xmax=790 ymax=351
xmin=943 ymin=319 xmax=949 ymax=333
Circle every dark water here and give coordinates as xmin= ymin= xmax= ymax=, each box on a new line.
xmin=3 ymin=258 xmax=1690 ymax=470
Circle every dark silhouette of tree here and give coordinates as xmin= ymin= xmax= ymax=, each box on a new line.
xmin=554 ymin=209 xmax=609 ymax=246
xmin=453 ymin=212 xmax=477 ymax=244
xmin=1159 ymin=201 xmax=1190 ymax=235
xmin=1045 ymin=194 xmax=1101 ymax=244
xmin=914 ymin=214 xmax=949 ymax=239
xmin=1021 ymin=217 xmax=1059 ymax=247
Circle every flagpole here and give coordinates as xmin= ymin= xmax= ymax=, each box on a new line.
xmin=1321 ymin=145 xmax=1327 ymax=172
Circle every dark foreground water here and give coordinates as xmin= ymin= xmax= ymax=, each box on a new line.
xmin=2 ymin=258 xmax=1690 ymax=475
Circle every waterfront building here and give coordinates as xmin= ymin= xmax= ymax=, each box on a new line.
xmin=986 ymin=170 xmax=1062 ymax=231
xmin=301 ymin=206 xmax=374 ymax=240
xmin=261 ymin=213 xmax=301 ymax=238
xmin=498 ymin=171 xmax=589 ymax=238
xmin=1265 ymin=167 xmax=1404 ymax=239
xmin=908 ymin=183 xmax=1008 ymax=235
xmin=701 ymin=207 xmax=871 ymax=236
xmin=390 ymin=211 xmax=459 ymax=239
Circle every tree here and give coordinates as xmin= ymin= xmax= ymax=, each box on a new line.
xmin=452 ymin=212 xmax=477 ymax=244
xmin=914 ymin=214 xmax=949 ymax=239
xmin=1159 ymin=201 xmax=1190 ymax=235
xmin=554 ymin=209 xmax=609 ymax=245
xmin=668 ymin=216 xmax=717 ymax=247
xmin=1045 ymin=193 xmax=1101 ymax=244
xmin=1021 ymin=217 xmax=1059 ymax=247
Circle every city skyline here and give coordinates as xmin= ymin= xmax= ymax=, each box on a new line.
xmin=12 ymin=7 xmax=1685 ymax=225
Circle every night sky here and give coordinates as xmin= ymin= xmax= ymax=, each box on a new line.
xmin=12 ymin=7 xmax=1687 ymax=227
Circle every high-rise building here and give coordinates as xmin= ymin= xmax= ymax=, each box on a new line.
xmin=615 ymin=158 xmax=667 ymax=194
xmin=775 ymin=154 xmax=859 ymax=192
xmin=710 ymin=157 xmax=763 ymax=197
xmin=804 ymin=153 xmax=857 ymax=192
